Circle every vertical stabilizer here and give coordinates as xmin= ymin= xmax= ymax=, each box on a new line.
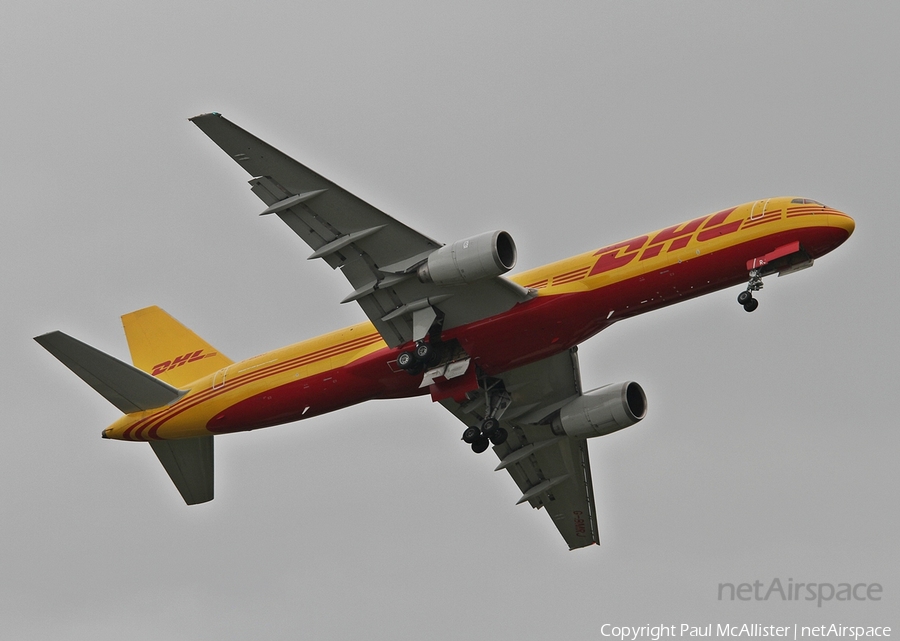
xmin=122 ymin=306 xmax=233 ymax=387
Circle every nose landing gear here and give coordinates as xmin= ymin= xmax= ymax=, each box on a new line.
xmin=738 ymin=269 xmax=763 ymax=312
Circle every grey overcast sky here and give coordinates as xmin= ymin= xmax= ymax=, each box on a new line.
xmin=2 ymin=2 xmax=897 ymax=639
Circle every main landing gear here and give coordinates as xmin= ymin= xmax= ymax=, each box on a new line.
xmin=398 ymin=338 xmax=509 ymax=454
xmin=462 ymin=417 xmax=508 ymax=453
xmin=461 ymin=380 xmax=510 ymax=453
xmin=737 ymin=269 xmax=763 ymax=312
xmin=396 ymin=341 xmax=440 ymax=374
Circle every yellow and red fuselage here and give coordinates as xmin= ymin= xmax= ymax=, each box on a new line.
xmin=104 ymin=197 xmax=854 ymax=442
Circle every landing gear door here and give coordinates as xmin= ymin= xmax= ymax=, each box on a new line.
xmin=746 ymin=241 xmax=809 ymax=274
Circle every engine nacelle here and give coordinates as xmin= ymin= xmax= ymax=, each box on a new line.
xmin=552 ymin=381 xmax=647 ymax=439
xmin=417 ymin=230 xmax=517 ymax=285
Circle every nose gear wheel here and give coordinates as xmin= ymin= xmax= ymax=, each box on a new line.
xmin=738 ymin=269 xmax=763 ymax=312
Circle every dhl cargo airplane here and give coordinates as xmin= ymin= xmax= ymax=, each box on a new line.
xmin=35 ymin=113 xmax=855 ymax=549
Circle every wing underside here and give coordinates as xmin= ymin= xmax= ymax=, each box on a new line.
xmin=440 ymin=348 xmax=601 ymax=549
xmin=190 ymin=113 xmax=531 ymax=347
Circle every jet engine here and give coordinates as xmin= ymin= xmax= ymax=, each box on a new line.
xmin=417 ymin=230 xmax=517 ymax=285
xmin=551 ymin=381 xmax=647 ymax=439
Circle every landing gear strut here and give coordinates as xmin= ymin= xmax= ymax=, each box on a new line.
xmin=738 ymin=269 xmax=763 ymax=312
xmin=460 ymin=379 xmax=510 ymax=452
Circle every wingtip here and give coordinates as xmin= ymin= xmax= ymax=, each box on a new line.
xmin=33 ymin=330 xmax=62 ymax=344
xmin=189 ymin=112 xmax=222 ymax=122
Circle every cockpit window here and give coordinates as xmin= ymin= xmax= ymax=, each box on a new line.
xmin=791 ymin=198 xmax=826 ymax=206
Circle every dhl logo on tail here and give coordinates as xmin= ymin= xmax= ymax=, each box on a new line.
xmin=151 ymin=350 xmax=219 ymax=376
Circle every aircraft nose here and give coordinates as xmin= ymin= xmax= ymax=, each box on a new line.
xmin=830 ymin=212 xmax=855 ymax=239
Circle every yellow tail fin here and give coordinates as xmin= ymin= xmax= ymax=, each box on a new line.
xmin=122 ymin=306 xmax=233 ymax=387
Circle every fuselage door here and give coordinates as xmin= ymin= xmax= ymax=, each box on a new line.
xmin=749 ymin=199 xmax=770 ymax=221
xmin=213 ymin=367 xmax=227 ymax=390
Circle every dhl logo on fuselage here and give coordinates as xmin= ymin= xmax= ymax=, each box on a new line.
xmin=152 ymin=350 xmax=218 ymax=375
xmin=588 ymin=206 xmax=740 ymax=276
xmin=520 ymin=200 xmax=843 ymax=291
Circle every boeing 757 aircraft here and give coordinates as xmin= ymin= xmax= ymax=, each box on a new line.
xmin=35 ymin=114 xmax=855 ymax=549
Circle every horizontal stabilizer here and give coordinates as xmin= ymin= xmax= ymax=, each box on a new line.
xmin=34 ymin=331 xmax=187 ymax=414
xmin=150 ymin=437 xmax=214 ymax=505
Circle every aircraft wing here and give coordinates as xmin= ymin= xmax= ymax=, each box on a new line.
xmin=439 ymin=348 xmax=602 ymax=549
xmin=190 ymin=113 xmax=532 ymax=347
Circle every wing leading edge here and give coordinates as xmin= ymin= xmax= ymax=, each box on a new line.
xmin=190 ymin=113 xmax=532 ymax=347
xmin=440 ymin=348 xmax=602 ymax=549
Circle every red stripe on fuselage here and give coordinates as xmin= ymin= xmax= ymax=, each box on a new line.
xmin=742 ymin=213 xmax=782 ymax=229
xmin=138 ymin=333 xmax=383 ymax=439
xmin=553 ymin=267 xmax=591 ymax=285
xmin=125 ymin=332 xmax=383 ymax=440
